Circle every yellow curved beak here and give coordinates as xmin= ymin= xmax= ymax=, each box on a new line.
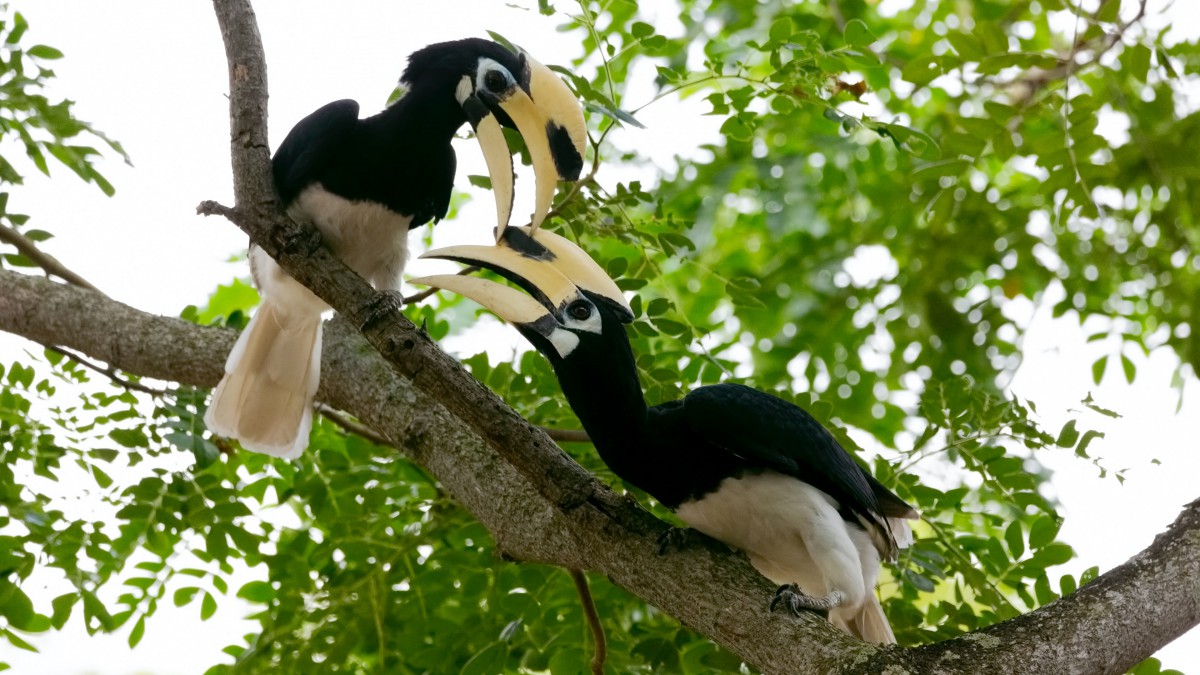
xmin=407 ymin=273 xmax=549 ymax=326
xmin=489 ymin=53 xmax=586 ymax=240
xmin=468 ymin=107 xmax=516 ymax=236
xmin=418 ymin=227 xmax=632 ymax=323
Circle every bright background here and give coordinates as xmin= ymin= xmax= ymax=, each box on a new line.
xmin=1 ymin=1 xmax=1196 ymax=672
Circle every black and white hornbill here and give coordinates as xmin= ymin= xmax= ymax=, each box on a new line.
xmin=410 ymin=229 xmax=919 ymax=644
xmin=205 ymin=39 xmax=587 ymax=458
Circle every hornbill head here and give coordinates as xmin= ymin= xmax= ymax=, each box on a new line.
xmin=410 ymin=227 xmax=633 ymax=359
xmin=404 ymin=39 xmax=587 ymax=239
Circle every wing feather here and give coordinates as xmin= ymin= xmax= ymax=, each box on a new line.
xmin=272 ymin=99 xmax=360 ymax=206
xmin=682 ymin=383 xmax=914 ymax=531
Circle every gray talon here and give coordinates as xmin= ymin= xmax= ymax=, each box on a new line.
xmin=770 ymin=583 xmax=844 ymax=619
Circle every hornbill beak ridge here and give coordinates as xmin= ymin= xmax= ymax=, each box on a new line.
xmin=465 ymin=50 xmax=586 ymax=240
xmin=411 ymin=227 xmax=631 ymax=336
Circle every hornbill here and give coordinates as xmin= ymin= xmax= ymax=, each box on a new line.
xmin=205 ymin=39 xmax=586 ymax=458
xmin=410 ymin=228 xmax=919 ymax=644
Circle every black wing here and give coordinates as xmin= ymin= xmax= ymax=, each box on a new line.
xmin=272 ymin=99 xmax=360 ymax=206
xmin=682 ymin=382 xmax=912 ymax=522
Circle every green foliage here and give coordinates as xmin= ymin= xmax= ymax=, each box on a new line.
xmin=3 ymin=0 xmax=1198 ymax=673
xmin=0 ymin=4 xmax=126 ymax=271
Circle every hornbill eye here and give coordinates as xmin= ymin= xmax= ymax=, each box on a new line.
xmin=568 ymin=301 xmax=592 ymax=321
xmin=483 ymin=69 xmax=508 ymax=94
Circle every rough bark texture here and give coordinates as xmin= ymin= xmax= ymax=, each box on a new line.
xmin=0 ymin=0 xmax=1196 ymax=671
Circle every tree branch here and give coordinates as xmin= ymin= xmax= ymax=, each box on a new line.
xmin=3 ymin=269 xmax=1200 ymax=672
xmin=0 ymin=222 xmax=102 ymax=293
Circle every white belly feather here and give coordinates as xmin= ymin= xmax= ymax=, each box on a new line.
xmin=675 ymin=471 xmax=884 ymax=614
xmin=252 ymin=184 xmax=413 ymax=313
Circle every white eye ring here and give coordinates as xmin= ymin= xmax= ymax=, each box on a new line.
xmin=475 ymin=58 xmax=515 ymax=94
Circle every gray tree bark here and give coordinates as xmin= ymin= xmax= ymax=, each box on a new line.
xmin=0 ymin=0 xmax=1196 ymax=672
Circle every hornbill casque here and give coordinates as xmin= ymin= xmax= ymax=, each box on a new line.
xmin=206 ymin=38 xmax=587 ymax=458
xmin=411 ymin=228 xmax=920 ymax=644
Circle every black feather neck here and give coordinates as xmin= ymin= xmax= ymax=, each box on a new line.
xmin=370 ymin=79 xmax=467 ymax=147
xmin=535 ymin=308 xmax=648 ymax=449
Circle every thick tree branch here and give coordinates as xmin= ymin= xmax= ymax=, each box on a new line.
xmin=3 ymin=270 xmax=1200 ymax=672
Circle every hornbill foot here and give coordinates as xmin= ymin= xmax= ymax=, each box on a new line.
xmin=656 ymin=527 xmax=694 ymax=555
xmin=361 ymin=290 xmax=405 ymax=333
xmin=769 ymin=584 xmax=845 ymax=619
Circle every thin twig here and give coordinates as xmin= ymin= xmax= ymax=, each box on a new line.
xmin=0 ymin=223 xmax=102 ymax=293
xmin=546 ymin=427 xmax=591 ymax=443
xmin=48 ymin=345 xmax=167 ymax=396
xmin=403 ymin=265 xmax=480 ymax=305
xmin=316 ymin=403 xmax=392 ymax=446
xmin=569 ymin=568 xmax=607 ymax=675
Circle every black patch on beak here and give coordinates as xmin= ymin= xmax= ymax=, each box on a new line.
xmin=517 ymin=52 xmax=533 ymax=96
xmin=462 ymin=95 xmax=490 ymax=128
xmin=499 ymin=227 xmax=556 ymax=261
xmin=547 ymin=123 xmax=583 ymax=180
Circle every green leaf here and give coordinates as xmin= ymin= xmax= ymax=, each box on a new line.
xmin=843 ymin=19 xmax=875 ymax=48
xmin=631 ymin=21 xmax=654 ymax=39
xmin=467 ymin=174 xmax=491 ymax=189
xmin=1127 ymin=44 xmax=1151 ymax=83
xmin=128 ymin=615 xmax=145 ymax=648
xmin=582 ymin=101 xmax=646 ymax=129
xmin=200 ymin=591 xmax=216 ymax=620
xmin=1029 ymin=515 xmax=1061 ymax=549
xmin=27 ymin=44 xmax=63 ymax=60
xmin=1004 ymin=521 xmax=1024 ymax=559
xmin=1091 ymin=355 xmax=1108 ymax=385
xmin=1055 ymin=420 xmax=1079 ymax=448
xmin=770 ymin=18 xmax=792 ymax=43
xmin=484 ymin=31 xmax=519 ymax=55
xmin=0 ymin=579 xmax=34 ymax=630
xmin=236 ymin=580 xmax=274 ymax=604
xmin=1120 ymin=353 xmax=1136 ymax=383
xmin=1032 ymin=543 xmax=1074 ymax=567
xmin=946 ymin=31 xmax=985 ymax=61
xmin=173 ymin=587 xmax=201 ymax=607
xmin=1096 ymin=0 xmax=1120 ymax=23
xmin=50 ymin=593 xmax=77 ymax=629
xmin=1076 ymin=429 xmax=1105 ymax=458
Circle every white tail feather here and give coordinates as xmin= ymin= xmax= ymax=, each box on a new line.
xmin=847 ymin=593 xmax=897 ymax=644
xmin=205 ymin=301 xmax=322 ymax=458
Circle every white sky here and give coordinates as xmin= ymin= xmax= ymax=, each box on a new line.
xmin=1 ymin=1 xmax=1197 ymax=672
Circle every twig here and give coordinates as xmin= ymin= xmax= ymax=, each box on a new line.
xmin=48 ymin=345 xmax=167 ymax=396
xmin=403 ymin=265 xmax=480 ymax=305
xmin=569 ymin=568 xmax=607 ymax=675
xmin=196 ymin=200 xmax=242 ymax=223
xmin=316 ymin=403 xmax=392 ymax=446
xmin=545 ymin=427 xmax=590 ymax=443
xmin=0 ymin=223 xmax=102 ymax=293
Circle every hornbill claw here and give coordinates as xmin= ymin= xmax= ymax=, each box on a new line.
xmin=770 ymin=583 xmax=845 ymax=619
xmin=361 ymin=290 xmax=406 ymax=333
